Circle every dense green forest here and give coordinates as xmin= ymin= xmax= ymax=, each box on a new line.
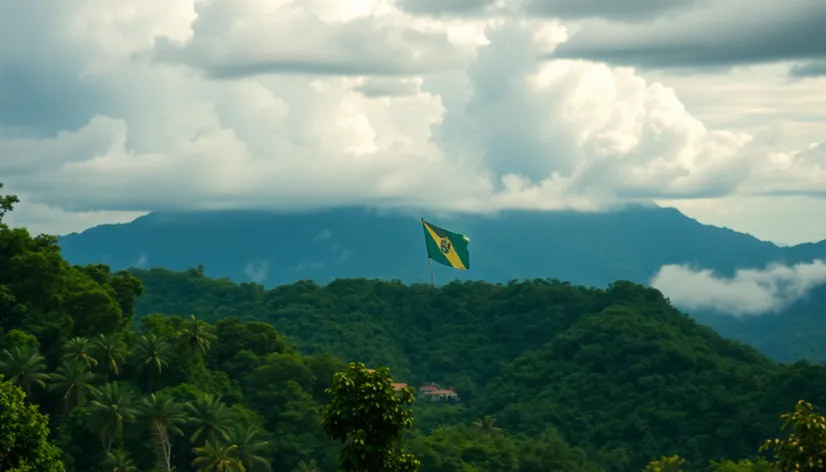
xmin=1 ymin=181 xmax=825 ymax=472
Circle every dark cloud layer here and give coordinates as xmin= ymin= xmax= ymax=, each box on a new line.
xmin=395 ymin=0 xmax=498 ymax=16
xmin=150 ymin=7 xmax=460 ymax=78
xmin=553 ymin=0 xmax=826 ymax=70
xmin=396 ymin=0 xmax=702 ymax=20
xmin=524 ymin=0 xmax=701 ymax=21
xmin=789 ymin=61 xmax=826 ymax=77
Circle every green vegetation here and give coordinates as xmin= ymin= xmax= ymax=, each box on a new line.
xmin=321 ymin=363 xmax=420 ymax=472
xmin=3 ymin=180 xmax=826 ymax=471
xmin=0 ymin=376 xmax=65 ymax=471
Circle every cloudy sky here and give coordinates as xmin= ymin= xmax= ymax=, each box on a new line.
xmin=1 ymin=0 xmax=825 ymax=245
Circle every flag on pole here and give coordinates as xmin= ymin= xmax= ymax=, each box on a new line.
xmin=421 ymin=220 xmax=471 ymax=270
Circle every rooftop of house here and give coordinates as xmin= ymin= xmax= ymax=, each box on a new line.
xmin=427 ymin=389 xmax=458 ymax=396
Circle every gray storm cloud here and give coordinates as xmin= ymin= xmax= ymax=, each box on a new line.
xmin=650 ymin=259 xmax=826 ymax=316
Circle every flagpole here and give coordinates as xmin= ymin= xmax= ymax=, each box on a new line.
xmin=422 ymin=218 xmax=436 ymax=288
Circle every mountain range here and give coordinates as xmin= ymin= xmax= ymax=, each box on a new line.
xmin=57 ymin=205 xmax=826 ymax=363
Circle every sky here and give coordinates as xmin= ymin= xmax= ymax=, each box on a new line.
xmin=1 ymin=0 xmax=825 ymax=245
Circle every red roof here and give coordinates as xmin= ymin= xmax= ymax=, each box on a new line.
xmin=426 ymin=389 xmax=457 ymax=396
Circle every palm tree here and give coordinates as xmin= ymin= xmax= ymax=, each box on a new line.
xmin=179 ymin=314 xmax=216 ymax=358
xmin=192 ymin=440 xmax=246 ymax=472
xmin=133 ymin=333 xmax=172 ymax=391
xmin=50 ymin=359 xmax=100 ymax=414
xmin=186 ymin=393 xmax=237 ymax=445
xmin=472 ymin=415 xmax=503 ymax=437
xmin=293 ymin=459 xmax=320 ymax=472
xmin=63 ymin=336 xmax=99 ymax=369
xmin=92 ymin=334 xmax=128 ymax=381
xmin=103 ymin=448 xmax=138 ymax=472
xmin=141 ymin=392 xmax=188 ymax=472
xmin=228 ymin=425 xmax=271 ymax=471
xmin=89 ymin=382 xmax=139 ymax=454
xmin=0 ymin=345 xmax=50 ymax=397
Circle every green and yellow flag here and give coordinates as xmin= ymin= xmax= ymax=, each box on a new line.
xmin=422 ymin=219 xmax=470 ymax=270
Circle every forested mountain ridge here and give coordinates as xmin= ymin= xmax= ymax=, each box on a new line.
xmin=56 ymin=207 xmax=826 ymax=364
xmin=0 ymin=183 xmax=606 ymax=472
xmin=60 ymin=206 xmax=825 ymax=289
xmin=3 ymin=181 xmax=826 ymax=472
xmin=131 ymin=266 xmax=826 ymax=470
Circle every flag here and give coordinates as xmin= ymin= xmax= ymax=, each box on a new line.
xmin=422 ymin=219 xmax=470 ymax=270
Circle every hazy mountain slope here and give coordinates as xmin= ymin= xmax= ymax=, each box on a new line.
xmin=58 ymin=205 xmax=826 ymax=362
xmin=58 ymin=205 xmax=794 ymax=288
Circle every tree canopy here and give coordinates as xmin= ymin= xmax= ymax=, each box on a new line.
xmin=2 ymin=181 xmax=826 ymax=471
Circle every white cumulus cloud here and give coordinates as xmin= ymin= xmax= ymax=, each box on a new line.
xmin=650 ymin=260 xmax=826 ymax=316
xmin=0 ymin=0 xmax=824 ymax=242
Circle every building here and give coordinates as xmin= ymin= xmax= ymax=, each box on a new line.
xmin=363 ymin=371 xmax=459 ymax=401
xmin=418 ymin=383 xmax=459 ymax=401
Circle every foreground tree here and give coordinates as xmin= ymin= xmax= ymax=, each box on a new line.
xmin=0 ymin=377 xmax=65 ymax=471
xmin=760 ymin=400 xmax=826 ymax=471
xmin=320 ymin=362 xmax=420 ymax=472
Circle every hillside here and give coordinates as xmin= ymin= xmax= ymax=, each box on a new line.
xmin=0 ymin=184 xmax=611 ymax=472
xmin=131 ymin=267 xmax=826 ymax=470
xmin=56 ymin=206 xmax=826 ymax=364
xmin=1 ymin=177 xmax=822 ymax=471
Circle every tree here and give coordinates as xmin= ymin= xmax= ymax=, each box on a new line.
xmin=179 ymin=314 xmax=216 ymax=359
xmin=760 ymin=400 xmax=826 ymax=471
xmin=63 ymin=337 xmax=99 ymax=369
xmin=472 ymin=416 xmax=503 ymax=437
xmin=103 ymin=449 xmax=138 ymax=472
xmin=708 ymin=459 xmax=773 ymax=471
xmin=293 ymin=459 xmax=320 ymax=472
xmin=320 ymin=362 xmax=420 ymax=472
xmin=643 ymin=455 xmax=685 ymax=472
xmin=192 ymin=440 xmax=246 ymax=472
xmin=141 ymin=392 xmax=188 ymax=472
xmin=0 ymin=345 xmax=50 ymax=398
xmin=91 ymin=334 xmax=128 ymax=381
xmin=88 ymin=382 xmax=139 ymax=455
xmin=0 ymin=183 xmax=18 ymax=224
xmin=228 ymin=425 xmax=271 ymax=472
xmin=50 ymin=359 xmax=100 ymax=414
xmin=133 ymin=333 xmax=172 ymax=391
xmin=186 ymin=393 xmax=236 ymax=445
xmin=0 ymin=377 xmax=65 ymax=472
